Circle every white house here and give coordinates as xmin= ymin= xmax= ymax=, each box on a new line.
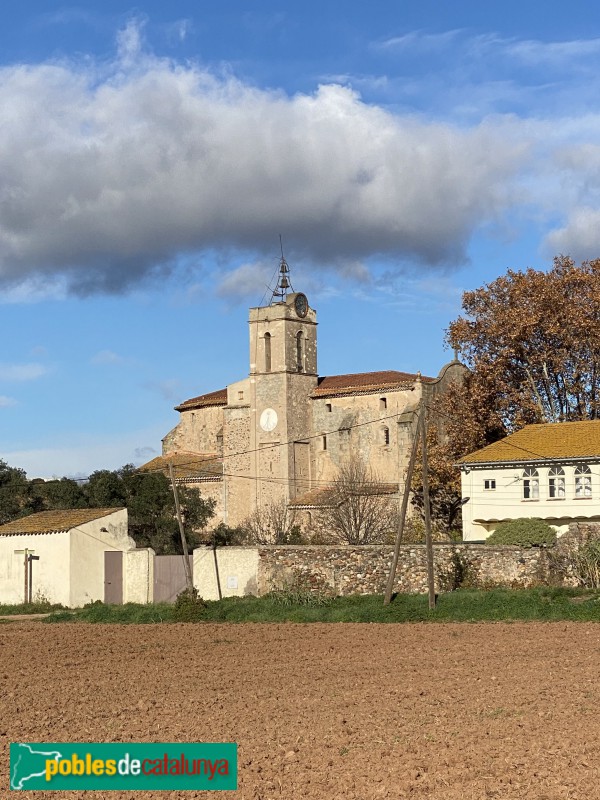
xmin=0 ymin=508 xmax=138 ymax=606
xmin=459 ymin=420 xmax=600 ymax=541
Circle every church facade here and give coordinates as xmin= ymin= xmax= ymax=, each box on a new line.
xmin=142 ymin=264 xmax=464 ymax=529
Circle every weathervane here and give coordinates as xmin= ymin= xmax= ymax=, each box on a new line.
xmin=271 ymin=235 xmax=295 ymax=303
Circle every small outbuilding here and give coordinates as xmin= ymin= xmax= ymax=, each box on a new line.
xmin=0 ymin=508 xmax=136 ymax=606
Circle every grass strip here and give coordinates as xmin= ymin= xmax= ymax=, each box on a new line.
xmin=34 ymin=587 xmax=600 ymax=624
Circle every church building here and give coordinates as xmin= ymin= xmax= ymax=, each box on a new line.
xmin=141 ymin=259 xmax=464 ymax=529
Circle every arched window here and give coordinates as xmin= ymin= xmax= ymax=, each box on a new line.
xmin=264 ymin=332 xmax=271 ymax=373
xmin=296 ymin=331 xmax=304 ymax=372
xmin=575 ymin=464 xmax=592 ymax=497
xmin=548 ymin=466 xmax=565 ymax=498
xmin=523 ymin=467 xmax=539 ymax=500
xmin=382 ymin=426 xmax=390 ymax=446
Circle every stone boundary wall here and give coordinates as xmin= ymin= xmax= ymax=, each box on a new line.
xmin=567 ymin=522 xmax=600 ymax=539
xmin=257 ymin=544 xmax=545 ymax=595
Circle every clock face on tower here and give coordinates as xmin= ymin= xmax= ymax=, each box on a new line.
xmin=260 ymin=408 xmax=278 ymax=432
xmin=294 ymin=293 xmax=308 ymax=318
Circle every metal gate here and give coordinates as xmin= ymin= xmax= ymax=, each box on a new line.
xmin=154 ymin=555 xmax=194 ymax=603
xmin=104 ymin=551 xmax=123 ymax=604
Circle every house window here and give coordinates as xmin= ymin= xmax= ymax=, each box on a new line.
xmin=296 ymin=332 xmax=304 ymax=372
xmin=238 ymin=390 xmax=244 ymax=401
xmin=382 ymin=427 xmax=390 ymax=446
xmin=523 ymin=467 xmax=539 ymax=500
xmin=575 ymin=465 xmax=592 ymax=497
xmin=264 ymin=332 xmax=271 ymax=373
xmin=484 ymin=479 xmax=496 ymax=490
xmin=380 ymin=397 xmax=387 ymax=411
xmin=326 ymin=403 xmax=332 ymax=413
xmin=548 ymin=466 xmax=565 ymax=499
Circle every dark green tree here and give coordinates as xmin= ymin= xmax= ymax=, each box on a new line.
xmin=31 ymin=477 xmax=87 ymax=510
xmin=120 ymin=465 xmax=216 ymax=554
xmin=0 ymin=460 xmax=31 ymax=523
xmin=84 ymin=469 xmax=127 ymax=508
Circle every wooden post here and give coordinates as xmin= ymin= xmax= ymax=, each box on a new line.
xmin=168 ymin=462 xmax=194 ymax=593
xmin=28 ymin=555 xmax=40 ymax=603
xmin=212 ymin=547 xmax=223 ymax=601
xmin=23 ymin=548 xmax=28 ymax=605
xmin=383 ymin=408 xmax=422 ymax=605
xmin=421 ymin=408 xmax=436 ymax=610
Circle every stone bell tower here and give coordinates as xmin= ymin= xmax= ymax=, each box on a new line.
xmin=248 ymin=256 xmax=318 ymax=507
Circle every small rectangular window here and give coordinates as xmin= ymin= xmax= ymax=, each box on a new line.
xmin=484 ymin=479 xmax=496 ymax=490
xmin=326 ymin=403 xmax=332 ymax=412
xmin=380 ymin=397 xmax=387 ymax=411
xmin=322 ymin=435 xmax=327 ymax=451
xmin=238 ymin=391 xmax=244 ymax=401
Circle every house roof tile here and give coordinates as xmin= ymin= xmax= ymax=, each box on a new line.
xmin=0 ymin=508 xmax=122 ymax=536
xmin=459 ymin=420 xmax=600 ymax=465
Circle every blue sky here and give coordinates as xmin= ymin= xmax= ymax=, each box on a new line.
xmin=3 ymin=1 xmax=600 ymax=477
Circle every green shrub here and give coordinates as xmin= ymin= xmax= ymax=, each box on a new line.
xmin=437 ymin=549 xmax=479 ymax=591
xmin=486 ymin=518 xmax=556 ymax=548
xmin=172 ymin=587 xmax=207 ymax=622
xmin=266 ymin=573 xmax=333 ymax=607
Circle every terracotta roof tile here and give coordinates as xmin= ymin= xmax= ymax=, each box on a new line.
xmin=175 ymin=388 xmax=227 ymax=411
xmin=176 ymin=371 xmax=432 ymax=408
xmin=312 ymin=371 xmax=433 ymax=398
xmin=0 ymin=508 xmax=122 ymax=536
xmin=139 ymin=452 xmax=223 ymax=480
xmin=288 ymin=487 xmax=340 ymax=508
xmin=289 ymin=483 xmax=398 ymax=508
xmin=459 ymin=420 xmax=600 ymax=465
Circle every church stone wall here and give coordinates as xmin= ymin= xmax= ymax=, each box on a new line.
xmin=311 ymin=388 xmax=421 ymax=484
xmin=223 ymin=405 xmax=253 ymax=526
xmin=180 ymin=479 xmax=224 ymax=527
xmin=162 ymin=405 xmax=224 ymax=455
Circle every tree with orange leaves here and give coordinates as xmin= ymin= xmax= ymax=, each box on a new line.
xmin=415 ymin=256 xmax=600 ymax=532
xmin=448 ymin=255 xmax=600 ymax=429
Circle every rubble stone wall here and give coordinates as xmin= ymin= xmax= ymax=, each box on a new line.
xmin=256 ymin=543 xmax=545 ymax=595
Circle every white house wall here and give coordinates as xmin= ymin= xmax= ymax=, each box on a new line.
xmin=0 ymin=531 xmax=71 ymax=605
xmin=124 ymin=548 xmax=155 ymax=604
xmin=461 ymin=463 xmax=600 ymax=541
xmin=69 ymin=509 xmax=133 ymax=607
xmin=194 ymin=546 xmax=259 ymax=601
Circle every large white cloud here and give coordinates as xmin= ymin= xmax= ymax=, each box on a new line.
xmin=0 ymin=23 xmax=532 ymax=295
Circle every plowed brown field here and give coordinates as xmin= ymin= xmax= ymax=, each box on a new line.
xmin=1 ymin=621 xmax=600 ymax=799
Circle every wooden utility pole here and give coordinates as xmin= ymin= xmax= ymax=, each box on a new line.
xmin=168 ymin=463 xmax=194 ymax=592
xmin=383 ymin=408 xmax=422 ymax=605
xmin=421 ymin=408 xmax=436 ymax=610
xmin=28 ymin=554 xmax=40 ymax=603
xmin=14 ymin=548 xmax=33 ymax=604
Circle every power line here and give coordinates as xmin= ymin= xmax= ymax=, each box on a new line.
xmin=48 ymin=407 xmax=419 ymax=485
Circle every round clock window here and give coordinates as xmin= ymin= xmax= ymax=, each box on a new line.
xmin=294 ymin=293 xmax=308 ymax=318
xmin=260 ymin=408 xmax=278 ymax=432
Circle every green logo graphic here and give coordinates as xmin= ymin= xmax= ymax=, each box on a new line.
xmin=10 ymin=742 xmax=237 ymax=791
